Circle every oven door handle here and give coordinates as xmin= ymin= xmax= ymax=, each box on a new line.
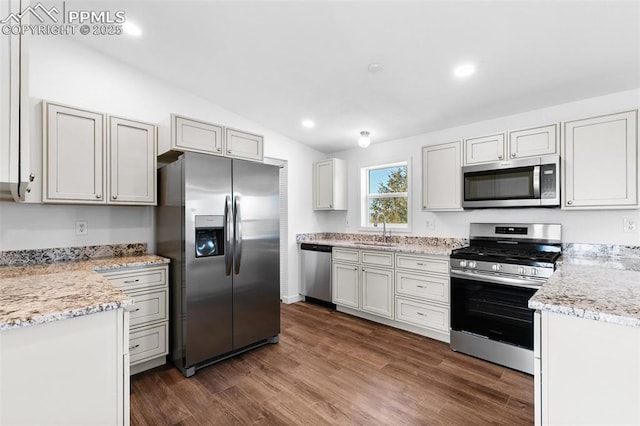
xmin=450 ymin=269 xmax=543 ymax=290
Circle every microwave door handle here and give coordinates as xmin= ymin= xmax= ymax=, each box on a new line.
xmin=532 ymin=165 xmax=541 ymax=198
xmin=224 ymin=195 xmax=233 ymax=276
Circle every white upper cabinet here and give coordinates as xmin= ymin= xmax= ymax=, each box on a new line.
xmin=313 ymin=158 xmax=347 ymax=210
xmin=0 ymin=0 xmax=31 ymax=202
xmin=161 ymin=114 xmax=264 ymax=162
xmin=225 ymin=127 xmax=263 ymax=161
xmin=172 ymin=114 xmax=223 ymax=156
xmin=464 ymin=125 xmax=558 ymax=165
xmin=509 ymin=124 xmax=558 ymax=160
xmin=109 ymin=116 xmax=157 ymax=205
xmin=563 ymin=110 xmax=638 ymax=209
xmin=43 ymin=103 xmax=106 ymax=204
xmin=464 ymin=133 xmax=506 ymax=164
xmin=43 ymin=102 xmax=158 ymax=205
xmin=422 ymin=141 xmax=462 ymax=211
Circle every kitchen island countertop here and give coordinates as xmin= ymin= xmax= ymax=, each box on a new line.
xmin=529 ymin=256 xmax=640 ymax=327
xmin=0 ymin=255 xmax=169 ymax=331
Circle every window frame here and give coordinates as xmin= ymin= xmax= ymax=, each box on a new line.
xmin=360 ymin=160 xmax=411 ymax=231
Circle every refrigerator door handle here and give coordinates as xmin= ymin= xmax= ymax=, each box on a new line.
xmin=225 ymin=195 xmax=233 ymax=276
xmin=234 ymin=195 xmax=243 ymax=274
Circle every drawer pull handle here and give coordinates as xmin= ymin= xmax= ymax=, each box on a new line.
xmin=417 ymin=312 xmax=425 ymax=316
xmin=123 ymin=279 xmax=140 ymax=284
xmin=416 ymin=263 xmax=424 ymax=266
xmin=417 ymin=285 xmax=426 ymax=289
xmin=129 ymin=344 xmax=140 ymax=350
xmin=133 ymin=308 xmax=140 ymax=312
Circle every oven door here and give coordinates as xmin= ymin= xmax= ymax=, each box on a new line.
xmin=450 ymin=272 xmax=537 ymax=350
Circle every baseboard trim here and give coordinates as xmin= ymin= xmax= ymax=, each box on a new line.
xmin=281 ymin=294 xmax=303 ymax=304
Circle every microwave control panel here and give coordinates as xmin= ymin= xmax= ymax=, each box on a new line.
xmin=540 ymin=164 xmax=557 ymax=199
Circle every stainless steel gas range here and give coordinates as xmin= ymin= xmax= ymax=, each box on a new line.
xmin=449 ymin=223 xmax=562 ymax=374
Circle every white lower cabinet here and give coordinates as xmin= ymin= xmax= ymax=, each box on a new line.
xmin=332 ymin=260 xmax=360 ymax=308
xmin=332 ymin=247 xmax=450 ymax=342
xmin=101 ymin=264 xmax=169 ymax=375
xmin=361 ymin=267 xmax=394 ymax=319
xmin=537 ymin=311 xmax=640 ymax=425
xmin=0 ymin=309 xmax=130 ymax=426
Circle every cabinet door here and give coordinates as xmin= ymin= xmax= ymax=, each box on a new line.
xmin=563 ymin=110 xmax=638 ymax=208
xmin=225 ymin=127 xmax=263 ymax=161
xmin=361 ymin=267 xmax=394 ymax=319
xmin=464 ymin=133 xmax=506 ymax=164
xmin=332 ymin=261 xmax=359 ymax=308
xmin=422 ymin=141 xmax=462 ymax=210
xmin=173 ymin=115 xmax=223 ymax=155
xmin=314 ymin=159 xmax=334 ymax=210
xmin=509 ymin=124 xmax=558 ymax=159
xmin=43 ymin=103 xmax=105 ymax=203
xmin=109 ymin=116 xmax=156 ymax=205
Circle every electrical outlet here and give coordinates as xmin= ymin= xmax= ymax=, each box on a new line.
xmin=623 ymin=217 xmax=637 ymax=233
xmin=426 ymin=220 xmax=435 ymax=230
xmin=75 ymin=220 xmax=88 ymax=236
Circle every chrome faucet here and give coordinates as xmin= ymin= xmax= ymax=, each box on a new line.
xmin=373 ymin=213 xmax=389 ymax=243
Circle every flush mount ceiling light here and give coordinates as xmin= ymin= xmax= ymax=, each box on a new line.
xmin=453 ymin=63 xmax=476 ymax=78
xmin=122 ymin=20 xmax=142 ymax=37
xmin=358 ymin=131 xmax=371 ymax=148
xmin=301 ymin=119 xmax=315 ymax=128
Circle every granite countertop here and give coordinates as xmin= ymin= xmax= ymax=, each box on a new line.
xmin=298 ymin=232 xmax=468 ymax=257
xmin=0 ymin=255 xmax=169 ymax=331
xmin=529 ymin=256 xmax=640 ymax=327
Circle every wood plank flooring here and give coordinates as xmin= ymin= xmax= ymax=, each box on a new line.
xmin=130 ymin=302 xmax=533 ymax=425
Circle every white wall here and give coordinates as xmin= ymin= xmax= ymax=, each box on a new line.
xmin=324 ymin=89 xmax=640 ymax=245
xmin=0 ymin=36 xmax=326 ymax=300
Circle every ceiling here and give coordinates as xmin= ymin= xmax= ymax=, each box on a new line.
xmin=64 ymin=0 xmax=639 ymax=153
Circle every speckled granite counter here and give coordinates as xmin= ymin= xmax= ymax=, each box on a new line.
xmin=0 ymin=253 xmax=169 ymax=331
xmin=297 ymin=232 xmax=467 ymax=256
xmin=529 ymin=246 xmax=640 ymax=327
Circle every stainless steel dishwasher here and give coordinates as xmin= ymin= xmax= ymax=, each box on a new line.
xmin=300 ymin=243 xmax=334 ymax=308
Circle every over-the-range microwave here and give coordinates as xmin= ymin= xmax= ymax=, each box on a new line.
xmin=462 ymin=155 xmax=560 ymax=208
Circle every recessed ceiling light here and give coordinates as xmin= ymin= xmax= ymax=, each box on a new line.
xmin=122 ymin=20 xmax=142 ymax=37
xmin=453 ymin=63 xmax=476 ymax=78
xmin=301 ymin=119 xmax=315 ymax=128
xmin=368 ymin=63 xmax=382 ymax=73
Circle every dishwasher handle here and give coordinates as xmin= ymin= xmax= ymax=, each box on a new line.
xmin=300 ymin=243 xmax=332 ymax=252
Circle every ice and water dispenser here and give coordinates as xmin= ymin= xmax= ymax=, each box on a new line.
xmin=194 ymin=215 xmax=225 ymax=258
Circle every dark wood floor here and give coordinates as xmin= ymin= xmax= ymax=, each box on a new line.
xmin=130 ymin=302 xmax=533 ymax=425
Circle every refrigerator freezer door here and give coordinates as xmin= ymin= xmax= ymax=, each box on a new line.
xmin=232 ymin=160 xmax=280 ymax=349
xmin=184 ymin=153 xmax=234 ymax=366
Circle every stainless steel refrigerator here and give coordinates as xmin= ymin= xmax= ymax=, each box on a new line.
xmin=156 ymin=152 xmax=280 ymax=377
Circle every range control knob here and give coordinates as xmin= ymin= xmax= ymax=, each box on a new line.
xmin=531 ymin=268 xmax=539 ymax=276
xmin=468 ymin=261 xmax=477 ymax=269
xmin=519 ymin=267 xmax=526 ymax=275
xmin=491 ymin=264 xmax=501 ymax=272
xmin=459 ymin=260 xmax=468 ymax=268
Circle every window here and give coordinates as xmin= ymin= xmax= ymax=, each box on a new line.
xmin=361 ymin=161 xmax=409 ymax=229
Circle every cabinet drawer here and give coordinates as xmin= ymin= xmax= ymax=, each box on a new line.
xmin=101 ymin=266 xmax=167 ymax=292
xmin=129 ymin=289 xmax=168 ymax=328
xmin=361 ymin=250 xmax=394 ymax=267
xmin=395 ymin=271 xmax=449 ymax=304
xmin=333 ymin=248 xmax=359 ymax=263
xmin=395 ymin=297 xmax=449 ymax=333
xmin=395 ymin=254 xmax=448 ymax=274
xmin=129 ymin=323 xmax=168 ymax=365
